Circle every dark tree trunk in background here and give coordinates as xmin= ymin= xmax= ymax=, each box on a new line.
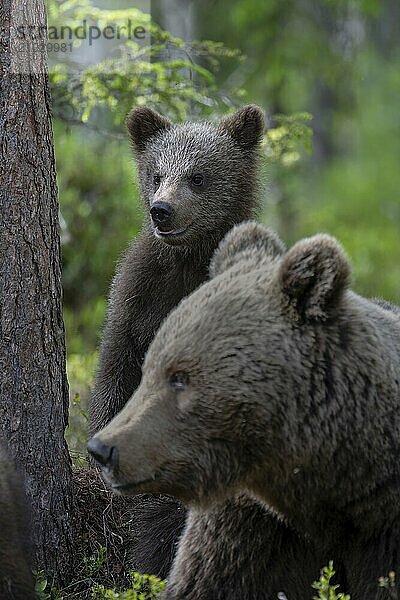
xmin=0 ymin=0 xmax=73 ymax=582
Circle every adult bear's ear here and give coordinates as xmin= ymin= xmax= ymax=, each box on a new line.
xmin=126 ymin=106 xmax=172 ymax=153
xmin=218 ymin=105 xmax=264 ymax=150
xmin=210 ymin=221 xmax=285 ymax=278
xmin=279 ymin=234 xmax=351 ymax=322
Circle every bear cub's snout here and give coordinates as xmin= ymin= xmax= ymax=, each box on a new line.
xmin=150 ymin=201 xmax=174 ymax=230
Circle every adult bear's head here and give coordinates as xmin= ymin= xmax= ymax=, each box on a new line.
xmin=88 ymin=223 xmax=365 ymax=517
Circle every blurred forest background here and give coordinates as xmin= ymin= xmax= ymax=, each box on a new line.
xmin=48 ymin=0 xmax=400 ymax=456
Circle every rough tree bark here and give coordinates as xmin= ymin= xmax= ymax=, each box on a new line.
xmin=0 ymin=0 xmax=74 ymax=582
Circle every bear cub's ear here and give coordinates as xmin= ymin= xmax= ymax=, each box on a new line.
xmin=126 ymin=106 xmax=172 ymax=153
xmin=218 ymin=105 xmax=264 ymax=150
xmin=210 ymin=221 xmax=285 ymax=279
xmin=279 ymin=234 xmax=351 ymax=322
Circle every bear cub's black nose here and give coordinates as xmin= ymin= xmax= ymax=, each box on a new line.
xmin=87 ymin=437 xmax=119 ymax=469
xmin=150 ymin=201 xmax=174 ymax=226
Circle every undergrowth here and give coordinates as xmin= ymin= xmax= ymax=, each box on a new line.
xmin=34 ymin=535 xmax=398 ymax=600
xmin=91 ymin=572 xmax=166 ymax=599
xmin=34 ymin=566 xmax=166 ymax=600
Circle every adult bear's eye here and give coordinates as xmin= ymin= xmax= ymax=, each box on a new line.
xmin=169 ymin=371 xmax=189 ymax=390
xmin=191 ymin=173 xmax=204 ymax=187
xmin=153 ymin=174 xmax=161 ymax=188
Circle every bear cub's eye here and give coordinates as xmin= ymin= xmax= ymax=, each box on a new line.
xmin=153 ymin=174 xmax=161 ymax=188
xmin=169 ymin=371 xmax=189 ymax=391
xmin=191 ymin=173 xmax=204 ymax=187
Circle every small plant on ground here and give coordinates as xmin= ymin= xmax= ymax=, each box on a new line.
xmin=34 ymin=570 xmax=63 ymax=600
xmin=83 ymin=545 xmax=108 ymax=579
xmin=91 ymin=571 xmax=166 ymax=600
xmin=312 ymin=562 xmax=351 ymax=600
xmin=379 ymin=571 xmax=398 ymax=599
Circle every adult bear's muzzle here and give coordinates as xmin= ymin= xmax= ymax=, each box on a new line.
xmin=87 ymin=437 xmax=119 ymax=471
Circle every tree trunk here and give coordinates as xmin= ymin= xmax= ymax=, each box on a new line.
xmin=0 ymin=0 xmax=74 ymax=582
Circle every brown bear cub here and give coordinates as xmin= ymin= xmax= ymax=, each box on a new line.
xmin=89 ymin=105 xmax=265 ymax=576
xmin=0 ymin=445 xmax=34 ymax=599
xmin=90 ymin=223 xmax=400 ymax=600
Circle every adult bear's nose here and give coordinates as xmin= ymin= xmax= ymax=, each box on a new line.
xmin=87 ymin=437 xmax=119 ymax=470
xmin=150 ymin=201 xmax=174 ymax=226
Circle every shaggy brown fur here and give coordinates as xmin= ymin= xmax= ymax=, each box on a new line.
xmin=90 ymin=223 xmax=400 ymax=599
xmin=0 ymin=445 xmax=34 ymax=599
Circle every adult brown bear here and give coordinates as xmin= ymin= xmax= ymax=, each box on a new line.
xmin=90 ymin=223 xmax=400 ymax=600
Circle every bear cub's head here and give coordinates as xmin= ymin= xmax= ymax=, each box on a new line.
xmin=127 ymin=106 xmax=264 ymax=247
xmin=89 ymin=223 xmax=362 ymax=516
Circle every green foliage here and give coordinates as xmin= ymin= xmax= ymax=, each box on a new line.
xmin=34 ymin=570 xmax=63 ymax=600
xmin=312 ymin=562 xmax=351 ymax=600
xmin=47 ymin=0 xmax=244 ymax=126
xmin=84 ymin=546 xmax=108 ymax=579
xmin=264 ymin=112 xmax=313 ymax=167
xmin=91 ymin=571 xmax=166 ymax=600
